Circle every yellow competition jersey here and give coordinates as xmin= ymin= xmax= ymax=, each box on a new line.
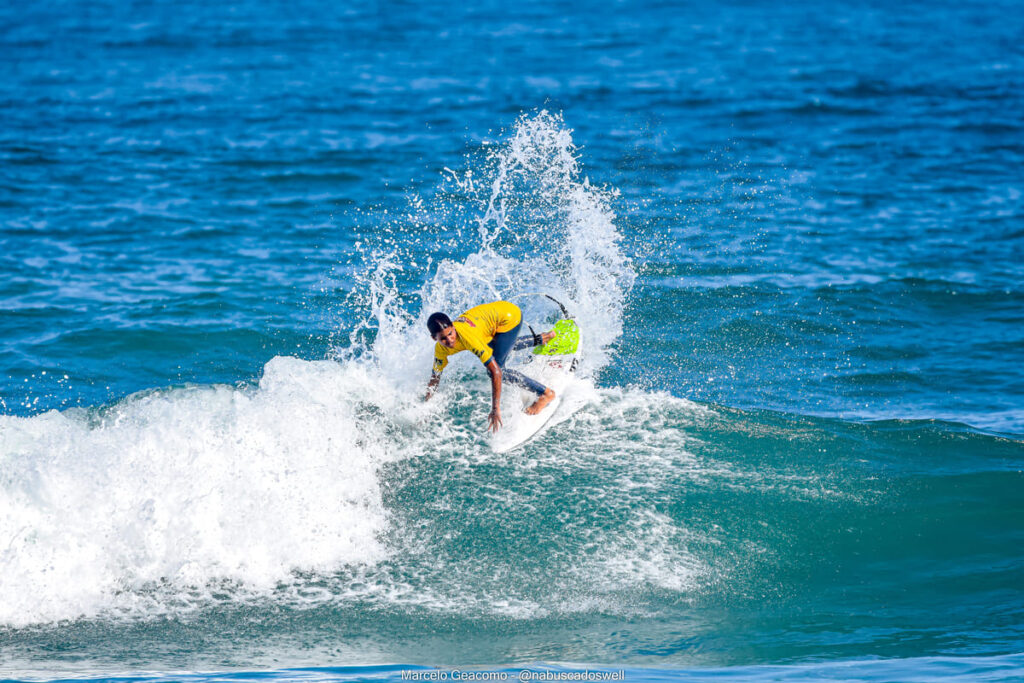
xmin=432 ymin=301 xmax=522 ymax=374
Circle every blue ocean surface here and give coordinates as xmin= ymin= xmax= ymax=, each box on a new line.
xmin=2 ymin=0 xmax=1023 ymax=681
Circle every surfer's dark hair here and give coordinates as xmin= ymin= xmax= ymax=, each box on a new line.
xmin=427 ymin=312 xmax=452 ymax=337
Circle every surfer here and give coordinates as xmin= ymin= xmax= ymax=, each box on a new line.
xmin=424 ymin=301 xmax=556 ymax=433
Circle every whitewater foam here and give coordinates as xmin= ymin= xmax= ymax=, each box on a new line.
xmin=0 ymin=358 xmax=396 ymax=627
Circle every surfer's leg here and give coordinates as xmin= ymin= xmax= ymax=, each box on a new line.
xmin=525 ymin=387 xmax=556 ymax=415
xmin=511 ymin=329 xmax=556 ymax=351
xmin=511 ymin=335 xmax=538 ymax=351
xmin=491 ymin=322 xmax=557 ymax=413
xmin=488 ymin=322 xmax=523 ymax=367
xmin=502 ymin=368 xmax=546 ymax=396
xmin=503 ymin=368 xmax=555 ymax=415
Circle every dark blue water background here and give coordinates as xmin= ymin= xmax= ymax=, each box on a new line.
xmin=2 ymin=0 xmax=1023 ymax=680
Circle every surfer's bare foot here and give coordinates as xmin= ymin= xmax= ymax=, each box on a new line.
xmin=526 ymin=388 xmax=555 ymax=415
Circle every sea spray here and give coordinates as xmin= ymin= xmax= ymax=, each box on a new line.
xmin=347 ymin=110 xmax=634 ymax=381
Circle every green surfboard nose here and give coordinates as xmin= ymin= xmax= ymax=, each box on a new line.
xmin=533 ymin=319 xmax=580 ymax=356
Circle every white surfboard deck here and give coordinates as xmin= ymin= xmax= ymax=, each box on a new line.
xmin=489 ymin=335 xmax=581 ymax=454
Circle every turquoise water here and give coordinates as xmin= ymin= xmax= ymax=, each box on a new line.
xmin=2 ymin=0 xmax=1023 ymax=680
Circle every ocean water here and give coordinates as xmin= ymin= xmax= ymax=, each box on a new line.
xmin=2 ymin=0 xmax=1023 ymax=681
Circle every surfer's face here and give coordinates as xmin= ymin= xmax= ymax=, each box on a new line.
xmin=434 ymin=325 xmax=457 ymax=348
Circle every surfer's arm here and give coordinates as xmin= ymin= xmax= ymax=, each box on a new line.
xmin=485 ymin=358 xmax=502 ymax=433
xmin=425 ymin=349 xmax=449 ymax=401
xmin=424 ymin=371 xmax=442 ymax=401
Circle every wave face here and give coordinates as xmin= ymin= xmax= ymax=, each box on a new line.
xmin=3 ymin=0 xmax=1024 ymax=679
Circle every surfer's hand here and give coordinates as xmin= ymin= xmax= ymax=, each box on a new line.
xmin=488 ymin=408 xmax=502 ymax=433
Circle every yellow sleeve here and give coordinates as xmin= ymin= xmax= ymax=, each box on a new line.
xmin=432 ymin=344 xmax=449 ymax=375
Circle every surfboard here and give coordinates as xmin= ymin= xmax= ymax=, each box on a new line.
xmin=489 ymin=317 xmax=581 ymax=453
